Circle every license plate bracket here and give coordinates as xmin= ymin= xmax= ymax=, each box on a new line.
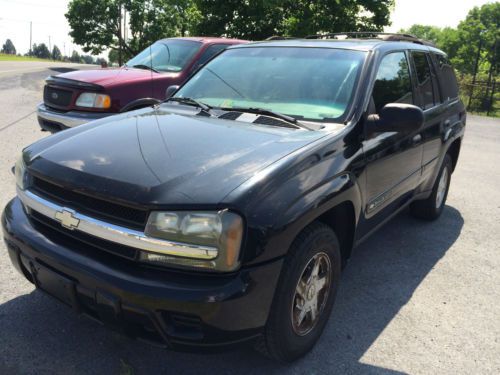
xmin=33 ymin=262 xmax=79 ymax=310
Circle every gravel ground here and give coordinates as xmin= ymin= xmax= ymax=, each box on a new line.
xmin=0 ymin=63 xmax=499 ymax=374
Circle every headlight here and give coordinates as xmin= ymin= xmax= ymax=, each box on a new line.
xmin=14 ymin=153 xmax=29 ymax=190
xmin=143 ymin=210 xmax=244 ymax=272
xmin=76 ymin=92 xmax=111 ymax=108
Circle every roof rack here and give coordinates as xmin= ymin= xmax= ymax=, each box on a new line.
xmin=304 ymin=32 xmax=436 ymax=47
xmin=265 ymin=36 xmax=298 ymax=41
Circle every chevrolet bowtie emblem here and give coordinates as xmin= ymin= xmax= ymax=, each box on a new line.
xmin=54 ymin=209 xmax=80 ymax=230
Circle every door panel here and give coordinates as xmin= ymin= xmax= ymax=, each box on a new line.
xmin=411 ymin=51 xmax=447 ymax=188
xmin=363 ymin=51 xmax=423 ymax=220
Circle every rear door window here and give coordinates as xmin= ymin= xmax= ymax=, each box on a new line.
xmin=197 ymin=44 xmax=229 ymax=66
xmin=433 ymin=54 xmax=460 ymax=101
xmin=372 ymin=52 xmax=413 ymax=113
xmin=411 ymin=51 xmax=436 ymax=109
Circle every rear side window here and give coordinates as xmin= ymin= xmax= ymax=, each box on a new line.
xmin=411 ymin=51 xmax=436 ymax=109
xmin=434 ymin=54 xmax=460 ymax=100
xmin=197 ymin=44 xmax=229 ymax=66
xmin=372 ymin=52 xmax=413 ymax=113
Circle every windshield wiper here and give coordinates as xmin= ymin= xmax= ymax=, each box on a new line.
xmin=131 ymin=64 xmax=159 ymax=73
xmin=164 ymin=97 xmax=213 ymax=115
xmin=220 ymin=107 xmax=312 ymax=130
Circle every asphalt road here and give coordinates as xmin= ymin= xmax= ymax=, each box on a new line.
xmin=0 ymin=62 xmax=499 ymax=375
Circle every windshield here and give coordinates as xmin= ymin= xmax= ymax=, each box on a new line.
xmin=126 ymin=40 xmax=201 ymax=73
xmin=175 ymin=47 xmax=366 ymax=122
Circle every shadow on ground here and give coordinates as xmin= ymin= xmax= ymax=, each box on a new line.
xmin=0 ymin=206 xmax=463 ymax=374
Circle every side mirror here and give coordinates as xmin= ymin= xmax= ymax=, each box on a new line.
xmin=165 ymin=85 xmax=180 ymax=99
xmin=366 ymin=103 xmax=424 ymax=134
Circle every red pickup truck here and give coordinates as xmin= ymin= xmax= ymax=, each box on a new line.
xmin=37 ymin=37 xmax=247 ymax=132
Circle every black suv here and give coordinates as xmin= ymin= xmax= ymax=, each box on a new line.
xmin=2 ymin=33 xmax=465 ymax=362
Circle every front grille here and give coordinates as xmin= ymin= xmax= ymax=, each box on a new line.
xmin=30 ymin=210 xmax=138 ymax=260
xmin=44 ymin=86 xmax=73 ymax=108
xmin=31 ymin=176 xmax=149 ymax=230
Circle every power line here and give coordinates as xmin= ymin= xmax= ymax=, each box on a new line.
xmin=0 ymin=0 xmax=66 ymax=9
xmin=0 ymin=17 xmax=62 ymax=26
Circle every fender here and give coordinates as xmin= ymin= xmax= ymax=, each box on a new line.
xmin=120 ymin=98 xmax=161 ymax=112
xmin=242 ymin=171 xmax=363 ymax=266
xmin=276 ymin=172 xmax=362 ymax=245
xmin=236 ymin=130 xmax=365 ymax=266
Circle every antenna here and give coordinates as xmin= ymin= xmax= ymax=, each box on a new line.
xmin=150 ymin=44 xmax=153 ymax=98
xmin=148 ymin=5 xmax=154 ymax=99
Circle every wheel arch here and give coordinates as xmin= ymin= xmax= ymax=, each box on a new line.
xmin=275 ymin=172 xmax=362 ymax=267
xmin=315 ymin=201 xmax=356 ymax=267
xmin=120 ymin=98 xmax=160 ymax=112
xmin=447 ymin=137 xmax=462 ymax=172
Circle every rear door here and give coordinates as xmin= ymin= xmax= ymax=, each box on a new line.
xmin=409 ymin=51 xmax=448 ymax=187
xmin=362 ymin=51 xmax=423 ymax=224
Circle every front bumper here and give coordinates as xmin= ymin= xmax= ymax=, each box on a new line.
xmin=2 ymin=198 xmax=282 ymax=350
xmin=37 ymin=103 xmax=110 ymax=131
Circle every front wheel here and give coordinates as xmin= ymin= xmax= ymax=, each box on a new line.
xmin=410 ymin=154 xmax=452 ymax=220
xmin=255 ymin=222 xmax=341 ymax=362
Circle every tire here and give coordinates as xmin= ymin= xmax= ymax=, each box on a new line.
xmin=255 ymin=222 xmax=342 ymax=362
xmin=410 ymin=154 xmax=452 ymax=221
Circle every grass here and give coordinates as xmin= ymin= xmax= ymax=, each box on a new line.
xmin=0 ymin=53 xmax=52 ymax=62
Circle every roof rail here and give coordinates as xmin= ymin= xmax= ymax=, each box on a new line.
xmin=304 ymin=32 xmax=436 ymax=47
xmin=265 ymin=36 xmax=298 ymax=41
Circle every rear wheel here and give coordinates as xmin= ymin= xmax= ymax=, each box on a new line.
xmin=255 ymin=222 xmax=341 ymax=362
xmin=410 ymin=154 xmax=452 ymax=220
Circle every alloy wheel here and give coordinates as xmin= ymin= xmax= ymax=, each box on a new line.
xmin=291 ymin=252 xmax=332 ymax=336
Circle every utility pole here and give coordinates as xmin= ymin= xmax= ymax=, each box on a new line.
xmin=124 ymin=9 xmax=127 ymax=42
xmin=29 ymin=21 xmax=32 ymax=56
xmin=118 ymin=4 xmax=122 ymax=66
xmin=48 ymin=35 xmax=51 ymax=56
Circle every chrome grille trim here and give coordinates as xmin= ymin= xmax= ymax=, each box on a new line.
xmin=18 ymin=188 xmax=218 ymax=260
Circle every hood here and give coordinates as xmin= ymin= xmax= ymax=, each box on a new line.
xmin=56 ymin=67 xmax=174 ymax=87
xmin=26 ymin=107 xmax=327 ymax=206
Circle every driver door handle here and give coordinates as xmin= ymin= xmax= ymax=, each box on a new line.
xmin=412 ymin=134 xmax=422 ymax=145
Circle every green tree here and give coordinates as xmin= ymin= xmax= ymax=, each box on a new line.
xmin=32 ymin=43 xmax=51 ymax=59
xmin=399 ymin=25 xmax=444 ymax=45
xmin=66 ymin=0 xmax=200 ymax=64
xmin=453 ymin=3 xmax=499 ymax=75
xmin=51 ymin=45 xmax=62 ymax=60
xmin=82 ymin=54 xmax=95 ymax=64
xmin=401 ymin=3 xmax=499 ymax=76
xmin=108 ymin=49 xmax=120 ymax=65
xmin=192 ymin=0 xmax=284 ymax=39
xmin=436 ymin=27 xmax=461 ymax=61
xmin=399 ymin=25 xmax=460 ymax=61
xmin=70 ymin=50 xmax=82 ymax=63
xmin=193 ymin=0 xmax=394 ymax=39
xmin=1 ymin=39 xmax=17 ymax=54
